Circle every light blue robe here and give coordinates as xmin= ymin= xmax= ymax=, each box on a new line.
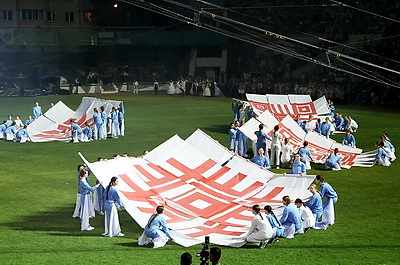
xmin=298 ymin=147 xmax=313 ymax=164
xmin=33 ymin=106 xmax=42 ymax=118
xmin=343 ymin=134 xmax=356 ymax=147
xmin=288 ymin=161 xmax=306 ymax=174
xmin=280 ymin=203 xmax=302 ymax=231
xmin=144 ymin=214 xmax=172 ymax=240
xmin=325 ymin=153 xmax=341 ymax=169
xmin=250 ymin=155 xmax=271 ymax=169
xmin=266 ymin=214 xmax=285 ymax=237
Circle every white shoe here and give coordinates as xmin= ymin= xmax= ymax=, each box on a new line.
xmin=86 ymin=226 xmax=94 ymax=231
xmin=101 ymin=233 xmax=109 ymax=236
xmin=276 ymin=166 xmax=279 ymax=169
xmin=117 ymin=233 xmax=125 ymax=237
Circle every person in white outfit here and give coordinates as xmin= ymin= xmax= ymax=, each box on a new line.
xmin=270 ymin=125 xmax=283 ymax=169
xmin=242 ymin=204 xmax=274 ymax=248
xmin=294 ymin=198 xmax=315 ymax=232
xmin=281 ymin=138 xmax=295 ymax=166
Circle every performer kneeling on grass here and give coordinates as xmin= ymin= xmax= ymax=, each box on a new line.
xmin=78 ymin=169 xmax=102 ymax=231
xmin=138 ymin=205 xmax=174 ymax=248
xmin=294 ymin=198 xmax=315 ymax=232
xmin=315 ymin=175 xmax=338 ymax=227
xmin=325 ymin=148 xmax=341 ymax=170
xmin=304 ymin=184 xmax=325 ymax=229
xmin=264 ymin=205 xmax=284 ymax=243
xmin=103 ymin=176 xmax=125 ymax=237
xmin=280 ymin=196 xmax=303 ymax=239
xmin=242 ymin=205 xmax=274 ymax=249
xmin=250 ymin=147 xmax=271 ymax=169
xmin=286 ymin=153 xmax=306 ymax=175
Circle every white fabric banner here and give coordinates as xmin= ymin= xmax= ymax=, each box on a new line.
xmin=80 ymin=130 xmax=315 ymax=247
xmin=27 ymin=97 xmax=122 ymax=142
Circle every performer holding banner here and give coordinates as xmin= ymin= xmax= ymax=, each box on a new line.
xmin=138 ymin=205 xmax=174 ymax=248
xmin=315 ymin=175 xmax=338 ymax=226
xmin=242 ymin=205 xmax=274 ymax=249
xmin=77 ymin=169 xmax=102 ymax=231
xmin=103 ymin=177 xmax=125 ymax=237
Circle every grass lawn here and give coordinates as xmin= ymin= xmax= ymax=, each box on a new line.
xmin=0 ymin=93 xmax=399 ymax=264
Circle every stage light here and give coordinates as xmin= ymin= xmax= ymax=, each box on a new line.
xmin=114 ymin=3 xmax=118 ymax=8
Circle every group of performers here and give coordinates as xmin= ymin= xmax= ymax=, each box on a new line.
xmin=0 ymin=101 xmax=43 ymax=142
xmin=73 ymin=164 xmax=125 ymax=237
xmin=72 ymin=160 xmax=174 ymax=248
xmin=242 ymin=175 xmax=338 ymax=248
xmin=71 ymin=105 xmax=125 ymax=143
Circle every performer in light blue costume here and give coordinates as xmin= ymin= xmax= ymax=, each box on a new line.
xmin=254 ymin=124 xmax=272 ymax=153
xmin=280 ymin=196 xmax=303 ymax=238
xmin=294 ymin=115 xmax=302 ymax=127
xmin=5 ymin=122 xmax=17 ymax=141
xmin=305 ymin=184 xmax=325 ymax=228
xmin=342 ymin=130 xmax=356 ymax=147
xmin=100 ymin=106 xmax=107 ymax=139
xmin=0 ymin=120 xmax=7 ymax=139
xmin=83 ymin=122 xmax=93 ymax=141
xmin=250 ymin=148 xmax=271 ymax=169
xmin=73 ymin=165 xmax=92 ymax=218
xmin=15 ymin=125 xmax=31 ymax=142
xmin=138 ymin=205 xmax=174 ymax=248
xmin=93 ymin=108 xmax=103 ymax=140
xmin=6 ymin=115 xmax=13 ymax=127
xmin=77 ymin=169 xmax=101 ymax=231
xmin=118 ymin=105 xmax=125 ymax=136
xmin=298 ymin=141 xmax=313 ymax=168
xmin=264 ymin=205 xmax=285 ymax=239
xmin=325 ymin=148 xmax=341 ymax=170
xmin=316 ymin=175 xmax=337 ymax=226
xmin=25 ymin=115 xmax=34 ymax=126
xmin=33 ymin=102 xmax=42 ymax=118
xmin=228 ymin=123 xmax=237 ymax=150
xmin=314 ymin=118 xmax=322 ymax=134
xmin=321 ymin=117 xmax=331 ymax=138
xmin=336 ymin=114 xmax=345 ymax=131
xmin=247 ymin=106 xmax=254 ymax=120
xmin=287 ymin=153 xmax=306 ymax=175
xmin=111 ymin=107 xmax=120 ymax=138
xmin=103 ymin=177 xmax=125 ymax=237
xmin=70 ymin=119 xmax=83 ymax=142
xmin=374 ymin=141 xmax=391 ymax=166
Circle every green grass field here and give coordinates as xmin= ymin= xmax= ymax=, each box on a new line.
xmin=0 ymin=94 xmax=399 ymax=264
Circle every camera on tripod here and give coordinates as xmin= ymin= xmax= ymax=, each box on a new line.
xmin=197 ymin=236 xmax=210 ymax=265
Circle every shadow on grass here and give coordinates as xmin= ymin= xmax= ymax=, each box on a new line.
xmin=203 ymin=124 xmax=228 ymax=134
xmin=2 ymin=204 xmax=104 ymax=236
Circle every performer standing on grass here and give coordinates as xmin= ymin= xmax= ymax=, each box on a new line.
xmin=100 ymin=106 xmax=107 ymax=139
xmin=33 ymin=102 xmax=42 ymax=118
xmin=111 ymin=107 xmax=120 ymax=138
xmin=103 ymin=176 xmax=125 ymax=237
xmin=138 ymin=205 xmax=174 ymax=248
xmin=270 ymin=125 xmax=283 ymax=169
xmin=315 ymin=175 xmax=338 ymax=226
xmin=93 ymin=107 xmax=103 ymax=140
xmin=77 ymin=169 xmax=102 ymax=231
xmin=281 ymin=138 xmax=295 ymax=166
xmin=254 ymin=124 xmax=272 ymax=154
